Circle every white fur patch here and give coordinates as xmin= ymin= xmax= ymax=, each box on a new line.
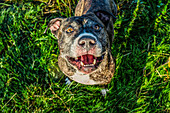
xmin=69 ymin=71 xmax=102 ymax=85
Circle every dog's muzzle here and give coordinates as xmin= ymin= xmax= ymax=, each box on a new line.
xmin=67 ymin=34 xmax=104 ymax=74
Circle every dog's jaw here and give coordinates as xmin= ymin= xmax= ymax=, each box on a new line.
xmin=58 ymin=50 xmax=115 ymax=85
xmin=66 ymin=54 xmax=105 ymax=74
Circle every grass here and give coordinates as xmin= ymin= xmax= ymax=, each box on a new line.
xmin=0 ymin=0 xmax=169 ymax=112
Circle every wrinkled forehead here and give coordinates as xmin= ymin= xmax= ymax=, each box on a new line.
xmin=61 ymin=16 xmax=104 ymax=28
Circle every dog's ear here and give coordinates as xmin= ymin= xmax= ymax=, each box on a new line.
xmin=44 ymin=18 xmax=65 ymax=37
xmin=94 ymin=10 xmax=117 ymax=27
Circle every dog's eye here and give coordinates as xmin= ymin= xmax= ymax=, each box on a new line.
xmin=66 ymin=27 xmax=74 ymax=33
xmin=93 ymin=25 xmax=101 ymax=31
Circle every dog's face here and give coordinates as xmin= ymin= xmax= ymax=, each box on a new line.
xmin=46 ymin=13 xmax=115 ymax=85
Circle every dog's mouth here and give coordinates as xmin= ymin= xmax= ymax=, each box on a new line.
xmin=66 ymin=54 xmax=104 ymax=74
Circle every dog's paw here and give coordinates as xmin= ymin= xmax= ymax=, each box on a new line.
xmin=65 ymin=77 xmax=72 ymax=85
xmin=100 ymin=89 xmax=109 ymax=96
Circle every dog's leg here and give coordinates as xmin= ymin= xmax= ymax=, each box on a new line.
xmin=65 ymin=77 xmax=72 ymax=85
xmin=101 ymin=89 xmax=109 ymax=96
xmin=100 ymin=85 xmax=109 ymax=96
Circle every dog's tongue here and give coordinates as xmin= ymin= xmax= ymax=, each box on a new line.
xmin=81 ymin=54 xmax=94 ymax=65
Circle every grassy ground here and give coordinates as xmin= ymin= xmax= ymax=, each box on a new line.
xmin=0 ymin=0 xmax=169 ymax=112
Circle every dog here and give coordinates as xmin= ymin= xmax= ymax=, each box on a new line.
xmin=45 ymin=0 xmax=117 ymax=85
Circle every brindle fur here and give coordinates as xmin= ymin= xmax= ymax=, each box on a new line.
xmin=89 ymin=52 xmax=115 ymax=84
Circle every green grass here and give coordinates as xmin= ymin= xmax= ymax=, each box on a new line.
xmin=0 ymin=0 xmax=169 ymax=112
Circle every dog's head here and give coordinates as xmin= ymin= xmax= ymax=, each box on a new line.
xmin=45 ymin=12 xmax=115 ymax=85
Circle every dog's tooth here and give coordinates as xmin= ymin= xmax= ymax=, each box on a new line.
xmin=81 ymin=61 xmax=84 ymax=66
xmin=90 ymin=64 xmax=94 ymax=66
xmin=93 ymin=59 xmax=96 ymax=64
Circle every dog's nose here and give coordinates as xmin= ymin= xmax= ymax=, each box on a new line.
xmin=78 ymin=36 xmax=96 ymax=49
